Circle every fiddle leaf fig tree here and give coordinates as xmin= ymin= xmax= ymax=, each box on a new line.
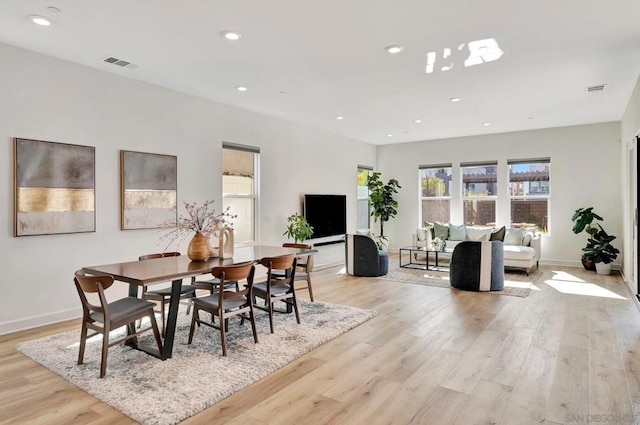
xmin=283 ymin=213 xmax=314 ymax=243
xmin=367 ymin=171 xmax=401 ymax=238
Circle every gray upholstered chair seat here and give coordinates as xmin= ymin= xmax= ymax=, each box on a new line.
xmin=192 ymin=292 xmax=248 ymax=311
xmin=89 ymin=297 xmax=157 ymax=323
xmin=145 ymin=285 xmax=196 ymax=297
xmin=450 ymin=241 xmax=505 ymax=292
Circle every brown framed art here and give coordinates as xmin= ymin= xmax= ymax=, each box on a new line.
xmin=14 ymin=138 xmax=96 ymax=236
xmin=120 ymin=150 xmax=177 ymax=230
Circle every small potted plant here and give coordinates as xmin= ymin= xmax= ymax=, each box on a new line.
xmin=283 ymin=213 xmax=314 ymax=243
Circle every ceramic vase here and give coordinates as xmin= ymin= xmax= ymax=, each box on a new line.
xmin=218 ymin=225 xmax=235 ymax=259
xmin=187 ymin=232 xmax=211 ymax=261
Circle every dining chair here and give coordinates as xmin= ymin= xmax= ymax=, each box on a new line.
xmin=139 ymin=252 xmax=197 ymax=337
xmin=73 ymin=270 xmax=163 ymax=378
xmin=271 ymin=243 xmax=315 ymax=301
xmin=252 ymin=254 xmax=300 ymax=334
xmin=187 ymin=262 xmax=258 ymax=356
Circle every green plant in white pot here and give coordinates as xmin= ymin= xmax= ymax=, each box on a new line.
xmin=283 ymin=213 xmax=314 ymax=243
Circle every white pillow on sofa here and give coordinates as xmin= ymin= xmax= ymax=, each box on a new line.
xmin=522 ymin=231 xmax=534 ymax=246
xmin=466 ymin=227 xmax=492 ymax=241
xmin=504 ymin=228 xmax=525 ymax=245
xmin=417 ymin=228 xmax=427 ymax=241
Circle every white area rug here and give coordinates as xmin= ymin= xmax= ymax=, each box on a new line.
xmin=17 ymin=300 xmax=375 ymax=425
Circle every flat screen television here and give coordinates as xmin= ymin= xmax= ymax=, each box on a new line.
xmin=304 ymin=194 xmax=347 ymax=239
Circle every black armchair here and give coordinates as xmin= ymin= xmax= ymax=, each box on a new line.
xmin=345 ymin=234 xmax=389 ymax=277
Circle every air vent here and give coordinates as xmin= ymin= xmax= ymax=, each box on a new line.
xmin=587 ymin=84 xmax=606 ymax=93
xmin=102 ymin=56 xmax=139 ymax=70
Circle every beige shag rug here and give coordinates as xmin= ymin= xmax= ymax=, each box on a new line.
xmin=16 ymin=300 xmax=375 ymax=425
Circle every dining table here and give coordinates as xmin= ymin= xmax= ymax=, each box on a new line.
xmin=82 ymin=245 xmax=317 ymax=360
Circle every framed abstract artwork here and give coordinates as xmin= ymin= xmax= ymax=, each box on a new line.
xmin=120 ymin=150 xmax=177 ymax=230
xmin=14 ymin=138 xmax=96 ymax=236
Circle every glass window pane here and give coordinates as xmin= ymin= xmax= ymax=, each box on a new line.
xmin=224 ymin=197 xmax=254 ymax=243
xmin=357 ymin=168 xmax=371 ymax=229
xmin=422 ymin=199 xmax=451 ymax=223
xmin=508 ymin=163 xmax=550 ymax=196
xmin=420 ymin=167 xmax=452 ymax=197
xmin=222 ymin=149 xmax=254 ymax=195
xmin=511 ymin=199 xmax=548 ymax=232
xmin=462 ymin=165 xmax=497 ymax=197
xmin=463 ymin=199 xmax=496 ymax=225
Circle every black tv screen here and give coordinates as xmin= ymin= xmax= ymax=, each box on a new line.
xmin=304 ymin=194 xmax=347 ymax=239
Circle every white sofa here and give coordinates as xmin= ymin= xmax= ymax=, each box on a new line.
xmin=413 ymin=225 xmax=541 ymax=274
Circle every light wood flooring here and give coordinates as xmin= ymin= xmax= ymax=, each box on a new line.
xmin=1 ymin=264 xmax=640 ymax=425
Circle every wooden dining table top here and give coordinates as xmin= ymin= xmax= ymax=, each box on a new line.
xmin=82 ymin=245 xmax=317 ymax=286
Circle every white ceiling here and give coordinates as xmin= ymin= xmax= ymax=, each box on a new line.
xmin=1 ymin=0 xmax=639 ymax=145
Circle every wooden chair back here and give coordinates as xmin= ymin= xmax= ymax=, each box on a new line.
xmin=211 ymin=261 xmax=255 ymax=304
xmin=73 ymin=270 xmax=115 ymax=318
xmin=139 ymin=252 xmax=181 ymax=261
xmin=282 ymin=243 xmax=313 ymax=271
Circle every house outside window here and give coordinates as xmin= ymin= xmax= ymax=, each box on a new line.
xmin=462 ymin=162 xmax=497 ymax=225
xmin=509 ymin=158 xmax=550 ymax=232
xmin=357 ymin=166 xmax=373 ymax=230
xmin=222 ymin=143 xmax=259 ymax=245
xmin=420 ymin=164 xmax=452 ymax=224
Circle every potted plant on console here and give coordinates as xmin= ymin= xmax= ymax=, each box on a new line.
xmin=283 ymin=213 xmax=314 ymax=243
xmin=366 ymin=171 xmax=401 ymax=250
xmin=571 ymin=207 xmax=619 ymax=274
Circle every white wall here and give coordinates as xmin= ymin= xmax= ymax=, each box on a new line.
xmin=620 ymin=73 xmax=640 ymax=293
xmin=377 ymin=122 xmax=623 ymax=268
xmin=0 ymin=43 xmax=376 ymax=334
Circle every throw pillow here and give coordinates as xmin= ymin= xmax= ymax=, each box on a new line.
xmin=503 ymin=228 xmax=525 ymax=245
xmin=466 ymin=227 xmax=492 ymax=241
xmin=490 ymin=226 xmax=506 ymax=242
xmin=522 ymin=231 xmax=534 ymax=246
xmin=434 ymin=222 xmax=449 ymax=240
xmin=416 ymin=228 xmax=427 ymax=241
xmin=449 ymin=224 xmax=467 ymax=241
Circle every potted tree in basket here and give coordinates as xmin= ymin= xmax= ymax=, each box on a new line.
xmin=366 ymin=171 xmax=401 ymax=250
xmin=571 ymin=207 xmax=601 ymax=270
xmin=283 ymin=213 xmax=314 ymax=243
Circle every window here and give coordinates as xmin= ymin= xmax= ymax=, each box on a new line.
xmin=509 ymin=158 xmax=550 ymax=232
xmin=419 ymin=164 xmax=452 ymax=224
xmin=222 ymin=143 xmax=259 ymax=245
xmin=357 ymin=166 xmax=372 ymax=230
xmin=462 ymin=162 xmax=497 ymax=225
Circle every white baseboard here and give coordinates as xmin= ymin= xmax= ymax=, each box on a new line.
xmin=0 ymin=307 xmax=81 ymax=336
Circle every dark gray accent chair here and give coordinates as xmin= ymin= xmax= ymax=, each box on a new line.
xmin=345 ymin=234 xmax=389 ymax=277
xmin=450 ymin=241 xmax=505 ymax=292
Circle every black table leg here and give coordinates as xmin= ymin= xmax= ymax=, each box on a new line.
xmin=160 ymin=279 xmax=183 ymax=359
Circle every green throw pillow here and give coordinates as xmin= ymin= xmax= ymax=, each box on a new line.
xmin=449 ymin=224 xmax=467 ymax=241
xmin=490 ymin=226 xmax=506 ymax=242
xmin=434 ymin=222 xmax=449 ymax=240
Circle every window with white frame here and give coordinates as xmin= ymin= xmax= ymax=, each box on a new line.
xmin=461 ymin=162 xmax=497 ymax=225
xmin=419 ymin=164 xmax=452 ymax=224
xmin=508 ymin=158 xmax=550 ymax=232
xmin=222 ymin=143 xmax=259 ymax=245
xmin=357 ymin=166 xmax=372 ymax=230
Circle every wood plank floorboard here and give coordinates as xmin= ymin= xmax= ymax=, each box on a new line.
xmin=1 ymin=264 xmax=639 ymax=424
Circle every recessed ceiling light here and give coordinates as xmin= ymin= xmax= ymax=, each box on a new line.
xmin=413 ymin=119 xmax=422 ymax=123
xmin=450 ymin=97 xmax=461 ymax=102
xmin=385 ymin=45 xmax=404 ymax=54
xmin=221 ymin=31 xmax=242 ymax=41
xmin=235 ymin=86 xmax=248 ymax=92
xmin=483 ymin=122 xmax=491 ymax=126
xmin=386 ymin=133 xmax=394 ymax=137
xmin=29 ymin=15 xmax=53 ymax=26
xmin=335 ymin=116 xmax=344 ymax=120
xmin=46 ymin=6 xmax=61 ymax=13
